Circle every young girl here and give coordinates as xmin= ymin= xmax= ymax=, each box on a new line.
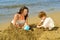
xmin=11 ymin=6 xmax=30 ymax=30
xmin=37 ymin=11 xmax=55 ymax=30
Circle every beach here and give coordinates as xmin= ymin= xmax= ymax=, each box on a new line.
xmin=0 ymin=0 xmax=60 ymax=40
xmin=0 ymin=10 xmax=60 ymax=30
xmin=29 ymin=10 xmax=60 ymax=26
xmin=0 ymin=10 xmax=60 ymax=40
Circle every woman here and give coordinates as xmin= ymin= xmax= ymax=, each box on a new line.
xmin=11 ymin=6 xmax=29 ymax=29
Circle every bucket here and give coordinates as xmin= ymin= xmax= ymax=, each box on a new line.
xmin=24 ymin=25 xmax=30 ymax=31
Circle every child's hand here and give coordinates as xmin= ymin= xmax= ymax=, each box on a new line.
xmin=37 ymin=22 xmax=42 ymax=28
xmin=37 ymin=25 xmax=42 ymax=28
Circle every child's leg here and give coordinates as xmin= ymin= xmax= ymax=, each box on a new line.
xmin=48 ymin=26 xmax=54 ymax=30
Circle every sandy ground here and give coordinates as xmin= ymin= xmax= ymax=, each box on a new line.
xmin=0 ymin=11 xmax=60 ymax=40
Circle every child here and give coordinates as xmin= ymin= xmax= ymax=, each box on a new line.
xmin=37 ymin=11 xmax=55 ymax=30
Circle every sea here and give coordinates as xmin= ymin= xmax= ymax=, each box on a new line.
xmin=0 ymin=0 xmax=60 ymax=23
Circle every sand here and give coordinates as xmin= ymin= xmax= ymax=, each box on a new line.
xmin=0 ymin=11 xmax=60 ymax=40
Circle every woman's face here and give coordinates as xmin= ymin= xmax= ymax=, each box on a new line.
xmin=23 ymin=9 xmax=28 ymax=16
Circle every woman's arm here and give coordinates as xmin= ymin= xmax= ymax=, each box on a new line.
xmin=13 ymin=14 xmax=19 ymax=27
xmin=25 ymin=17 xmax=28 ymax=25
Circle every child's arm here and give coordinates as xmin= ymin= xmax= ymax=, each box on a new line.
xmin=37 ymin=20 xmax=44 ymax=26
xmin=37 ymin=20 xmax=44 ymax=28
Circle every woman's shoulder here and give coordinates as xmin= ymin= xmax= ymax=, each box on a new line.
xmin=14 ymin=13 xmax=21 ymax=17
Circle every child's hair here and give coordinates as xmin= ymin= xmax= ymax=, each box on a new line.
xmin=38 ymin=11 xmax=47 ymax=18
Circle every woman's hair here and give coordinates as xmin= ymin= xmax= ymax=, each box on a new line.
xmin=38 ymin=11 xmax=47 ymax=18
xmin=18 ymin=6 xmax=29 ymax=20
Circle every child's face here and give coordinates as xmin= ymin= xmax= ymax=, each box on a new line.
xmin=41 ymin=16 xmax=46 ymax=20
